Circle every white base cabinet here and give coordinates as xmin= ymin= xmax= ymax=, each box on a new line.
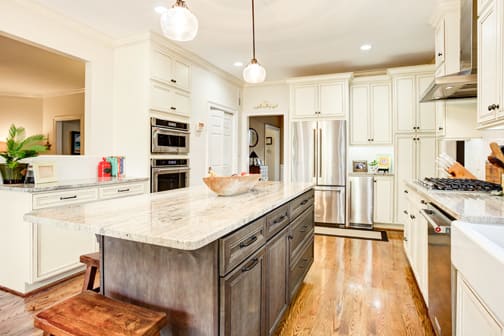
xmin=456 ymin=273 xmax=503 ymax=336
xmin=373 ymin=176 xmax=394 ymax=224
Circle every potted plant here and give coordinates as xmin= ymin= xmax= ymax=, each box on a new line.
xmin=0 ymin=124 xmax=47 ymax=184
xmin=369 ymin=160 xmax=379 ymax=174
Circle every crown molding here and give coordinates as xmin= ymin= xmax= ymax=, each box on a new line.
xmin=0 ymin=88 xmax=85 ymax=99
xmin=286 ymin=72 xmax=353 ymax=84
xmin=243 ymin=80 xmax=288 ymax=88
xmin=387 ymin=64 xmax=436 ymax=76
xmin=430 ymin=0 xmax=460 ymax=27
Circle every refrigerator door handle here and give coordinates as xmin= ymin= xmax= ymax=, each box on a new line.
xmin=319 ymin=128 xmax=322 ymax=178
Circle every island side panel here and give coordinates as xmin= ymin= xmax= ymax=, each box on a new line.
xmin=102 ymin=236 xmax=219 ymax=336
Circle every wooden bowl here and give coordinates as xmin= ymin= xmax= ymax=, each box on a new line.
xmin=202 ymin=174 xmax=261 ymax=196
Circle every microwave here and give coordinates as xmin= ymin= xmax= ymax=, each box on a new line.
xmin=151 ymin=118 xmax=190 ymax=154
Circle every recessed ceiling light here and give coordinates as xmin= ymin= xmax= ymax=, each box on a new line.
xmin=233 ymin=61 xmax=244 ymax=67
xmin=154 ymin=6 xmax=168 ymax=14
xmin=360 ymin=44 xmax=372 ymax=51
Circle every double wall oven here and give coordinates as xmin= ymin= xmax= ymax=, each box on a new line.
xmin=151 ymin=117 xmax=190 ymax=192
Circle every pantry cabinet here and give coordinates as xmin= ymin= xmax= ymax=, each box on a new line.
xmin=477 ymin=0 xmax=503 ymax=124
xmin=433 ymin=1 xmax=460 ymax=76
xmin=389 ymin=66 xmax=437 ymax=133
xmin=373 ymin=176 xmax=394 ymax=224
xmin=288 ymin=74 xmax=352 ymax=119
xmin=350 ymin=77 xmax=392 ymax=145
xmin=151 ymin=48 xmax=191 ymax=92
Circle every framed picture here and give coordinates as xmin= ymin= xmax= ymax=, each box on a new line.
xmin=265 ymin=137 xmax=273 ymax=145
xmin=71 ymin=131 xmax=81 ymax=155
xmin=33 ymin=162 xmax=58 ymax=184
xmin=352 ymin=160 xmax=368 ymax=173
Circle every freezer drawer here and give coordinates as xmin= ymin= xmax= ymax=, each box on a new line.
xmin=348 ymin=176 xmax=374 ymax=229
xmin=314 ymin=186 xmax=345 ymax=225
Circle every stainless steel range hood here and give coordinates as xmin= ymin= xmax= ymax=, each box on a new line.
xmin=420 ymin=0 xmax=477 ymax=102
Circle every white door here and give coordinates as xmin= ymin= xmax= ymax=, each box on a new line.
xmin=373 ymin=176 xmax=394 ymax=224
xmin=208 ymin=109 xmax=234 ymax=176
xmin=319 ymin=82 xmax=345 ymax=117
xmin=293 ymin=85 xmax=318 ymax=117
xmin=395 ymin=135 xmax=415 ymax=224
xmin=370 ymin=83 xmax=392 ymax=144
xmin=394 ymin=76 xmax=416 ymax=132
xmin=350 ymin=85 xmax=370 ymax=144
xmin=264 ymin=125 xmax=281 ymax=181
xmin=416 ymin=136 xmax=437 ymax=180
xmin=416 ymin=74 xmax=437 ymax=132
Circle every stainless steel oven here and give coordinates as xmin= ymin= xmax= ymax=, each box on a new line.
xmin=421 ymin=203 xmax=455 ymax=336
xmin=151 ymin=159 xmax=190 ymax=193
xmin=151 ymin=118 xmax=190 ymax=154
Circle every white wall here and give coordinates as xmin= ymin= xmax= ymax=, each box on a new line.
xmin=348 ymin=145 xmax=394 ymax=173
xmin=0 ymin=96 xmax=43 ymax=136
xmin=0 ymin=0 xmax=115 ymax=156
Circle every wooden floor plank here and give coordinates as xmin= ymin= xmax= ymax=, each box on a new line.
xmin=0 ymin=231 xmax=433 ymax=336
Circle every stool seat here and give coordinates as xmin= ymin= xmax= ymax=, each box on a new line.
xmin=34 ymin=291 xmax=167 ymax=336
xmin=80 ymin=252 xmax=100 ymax=292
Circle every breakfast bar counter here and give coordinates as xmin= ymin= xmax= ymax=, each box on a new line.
xmin=24 ymin=182 xmax=316 ymax=335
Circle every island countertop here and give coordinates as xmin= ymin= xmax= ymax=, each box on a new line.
xmin=24 ymin=181 xmax=314 ymax=250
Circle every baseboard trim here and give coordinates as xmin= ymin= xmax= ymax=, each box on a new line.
xmin=0 ymin=271 xmax=84 ymax=298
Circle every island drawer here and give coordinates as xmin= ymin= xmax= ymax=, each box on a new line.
xmin=289 ymin=190 xmax=314 ymax=221
xmin=33 ymin=188 xmax=98 ymax=210
xmin=99 ymin=183 xmax=145 ymax=200
xmin=265 ymin=203 xmax=290 ymax=239
xmin=219 ymin=217 xmax=266 ymax=276
xmin=288 ymin=206 xmax=314 ymax=261
xmin=289 ymin=237 xmax=314 ymax=300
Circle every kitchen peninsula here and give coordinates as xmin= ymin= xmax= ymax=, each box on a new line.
xmin=24 ymin=181 xmax=315 ymax=335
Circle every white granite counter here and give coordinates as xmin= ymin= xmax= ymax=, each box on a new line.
xmin=0 ymin=177 xmax=148 ymax=193
xmin=406 ymin=181 xmax=504 ymax=220
xmin=24 ymin=182 xmax=314 ymax=250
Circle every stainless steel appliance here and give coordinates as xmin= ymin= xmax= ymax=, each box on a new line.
xmin=151 ymin=159 xmax=190 ymax=193
xmin=421 ymin=0 xmax=477 ymax=102
xmin=421 ymin=203 xmax=455 ymax=336
xmin=292 ymin=120 xmax=346 ymax=225
xmin=151 ymin=117 xmax=190 ymax=154
xmin=348 ymin=176 xmax=374 ymax=229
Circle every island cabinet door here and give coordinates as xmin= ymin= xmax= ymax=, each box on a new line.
xmin=265 ymin=227 xmax=289 ymax=336
xmin=220 ymin=248 xmax=266 ymax=336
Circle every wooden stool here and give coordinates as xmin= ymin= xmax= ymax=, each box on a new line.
xmin=34 ymin=291 xmax=167 ymax=336
xmin=80 ymin=252 xmax=100 ymax=292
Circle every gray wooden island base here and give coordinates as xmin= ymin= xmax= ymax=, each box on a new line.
xmin=99 ymin=189 xmax=314 ymax=336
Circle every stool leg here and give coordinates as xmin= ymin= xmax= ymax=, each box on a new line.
xmin=82 ymin=265 xmax=97 ymax=292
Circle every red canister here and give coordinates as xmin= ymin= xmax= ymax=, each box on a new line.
xmin=98 ymin=157 xmax=112 ymax=177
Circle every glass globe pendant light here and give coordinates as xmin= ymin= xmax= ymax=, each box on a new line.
xmin=160 ymin=0 xmax=199 ymax=42
xmin=243 ymin=0 xmax=266 ymax=83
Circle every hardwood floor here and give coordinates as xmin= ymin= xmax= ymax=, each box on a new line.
xmin=0 ymin=232 xmax=433 ymax=336
xmin=276 ymin=231 xmax=434 ymax=336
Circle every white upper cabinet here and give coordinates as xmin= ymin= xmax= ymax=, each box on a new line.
xmin=350 ymin=76 xmax=392 ymax=145
xmin=478 ymin=0 xmax=501 ymax=124
xmin=435 ymin=19 xmax=446 ymax=70
xmin=389 ymin=65 xmax=436 ymax=133
xmin=151 ymin=49 xmax=191 ymax=92
xmin=289 ymin=74 xmax=351 ymax=119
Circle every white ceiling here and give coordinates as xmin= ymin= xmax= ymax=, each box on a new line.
xmin=0 ymin=35 xmax=85 ymax=96
xmin=32 ymin=0 xmax=437 ymax=81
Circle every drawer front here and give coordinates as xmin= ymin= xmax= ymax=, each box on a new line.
xmin=289 ymin=206 xmax=314 ymax=260
xmin=289 ymin=237 xmax=314 ymax=300
xmin=33 ymin=188 xmax=98 ymax=210
xmin=219 ymin=217 xmax=266 ymax=276
xmin=99 ymin=183 xmax=145 ymax=200
xmin=266 ymin=204 xmax=290 ymax=238
xmin=289 ymin=190 xmax=314 ymax=221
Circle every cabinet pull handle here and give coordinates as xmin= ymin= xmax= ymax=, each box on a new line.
xmin=404 ymin=190 xmax=408 ymax=194
xmin=438 ymin=127 xmax=444 ymax=131
xmin=410 ymin=214 xmax=416 ymax=220
xmin=239 ymin=235 xmax=258 ymax=248
xmin=241 ymin=258 xmax=259 ymax=272
xmin=300 ymin=224 xmax=309 ymax=233
xmin=272 ymin=215 xmax=287 ymax=225
xmin=403 ymin=210 xmax=408 ymax=215
xmin=300 ymin=199 xmax=309 ymax=206
xmin=171 ymin=79 xmax=177 ymax=83
xmin=60 ymin=195 xmax=77 ymax=200
xmin=288 ymin=235 xmax=294 ymax=240
xmin=117 ymin=188 xmax=130 ymax=193
xmin=170 ymin=106 xmax=177 ymax=110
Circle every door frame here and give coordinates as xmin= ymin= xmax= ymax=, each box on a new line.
xmin=206 ymin=102 xmax=238 ymax=175
xmin=264 ymin=124 xmax=281 ymax=181
xmin=52 ymin=115 xmax=84 ymax=155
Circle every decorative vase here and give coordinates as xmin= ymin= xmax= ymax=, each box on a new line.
xmin=0 ymin=163 xmax=28 ymax=184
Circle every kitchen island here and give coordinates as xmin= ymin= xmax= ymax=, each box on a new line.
xmin=24 ymin=182 xmax=315 ymax=336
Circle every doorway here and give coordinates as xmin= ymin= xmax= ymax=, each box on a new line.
xmin=248 ymin=115 xmax=284 ymax=181
xmin=208 ymin=106 xmax=236 ymax=176
xmin=54 ymin=117 xmax=82 ymax=155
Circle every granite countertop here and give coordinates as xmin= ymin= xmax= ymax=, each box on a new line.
xmin=24 ymin=182 xmax=314 ymax=250
xmin=349 ymin=172 xmax=394 ymax=177
xmin=0 ymin=177 xmax=149 ymax=193
xmin=406 ymin=181 xmax=504 ymax=220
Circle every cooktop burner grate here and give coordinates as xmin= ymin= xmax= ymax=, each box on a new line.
xmin=422 ymin=178 xmax=502 ymax=192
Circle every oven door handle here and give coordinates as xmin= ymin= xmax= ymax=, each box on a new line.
xmin=152 ymin=167 xmax=191 ymax=174
xmin=152 ymin=127 xmax=190 ymax=135
xmin=420 ymin=209 xmax=450 ymax=234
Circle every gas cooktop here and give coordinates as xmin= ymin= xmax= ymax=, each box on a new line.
xmin=420 ymin=178 xmax=503 ymax=192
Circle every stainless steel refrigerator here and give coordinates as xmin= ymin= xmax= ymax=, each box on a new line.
xmin=292 ymin=120 xmax=346 ymax=226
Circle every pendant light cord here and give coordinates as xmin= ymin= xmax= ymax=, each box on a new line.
xmin=251 ymin=0 xmax=256 ymax=60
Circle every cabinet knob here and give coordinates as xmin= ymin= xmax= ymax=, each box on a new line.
xmin=404 ymin=237 xmax=408 ymax=242
xmin=438 ymin=127 xmax=444 ymax=131
xmin=438 ymin=52 xmax=443 ymax=57
xmin=410 ymin=214 xmax=416 ymax=220
xmin=497 ymin=104 xmax=500 ymax=110
xmin=403 ymin=210 xmax=408 ymax=215
xmin=404 ymin=190 xmax=409 ymax=194
xmin=171 ymin=79 xmax=177 ymax=83
xmin=488 ymin=105 xmax=493 ymax=111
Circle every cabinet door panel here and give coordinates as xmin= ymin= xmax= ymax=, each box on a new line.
xmin=221 ymin=250 xmax=266 ymax=336
xmin=150 ymin=82 xmax=173 ymax=112
xmin=320 ymin=82 xmax=345 ymax=117
xmin=350 ymin=85 xmax=370 ymax=144
xmin=173 ymin=90 xmax=190 ymax=116
xmin=371 ymin=83 xmax=392 ymax=144
xmin=173 ymin=59 xmax=190 ymax=91
xmin=435 ymin=19 xmax=446 ymax=68
xmin=416 ymin=75 xmax=436 ymax=132
xmin=373 ymin=177 xmax=394 ymax=224
xmin=395 ymin=136 xmax=415 ymax=224
xmin=394 ymin=77 xmax=416 ymax=132
xmin=151 ymin=50 xmax=173 ymax=83
xmin=478 ymin=3 xmax=499 ymax=123
xmin=417 ymin=136 xmax=437 ymax=180
xmin=293 ymin=85 xmax=317 ymax=117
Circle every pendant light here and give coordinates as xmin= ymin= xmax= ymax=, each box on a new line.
xmin=243 ymin=0 xmax=266 ymax=83
xmin=160 ymin=0 xmax=199 ymax=42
